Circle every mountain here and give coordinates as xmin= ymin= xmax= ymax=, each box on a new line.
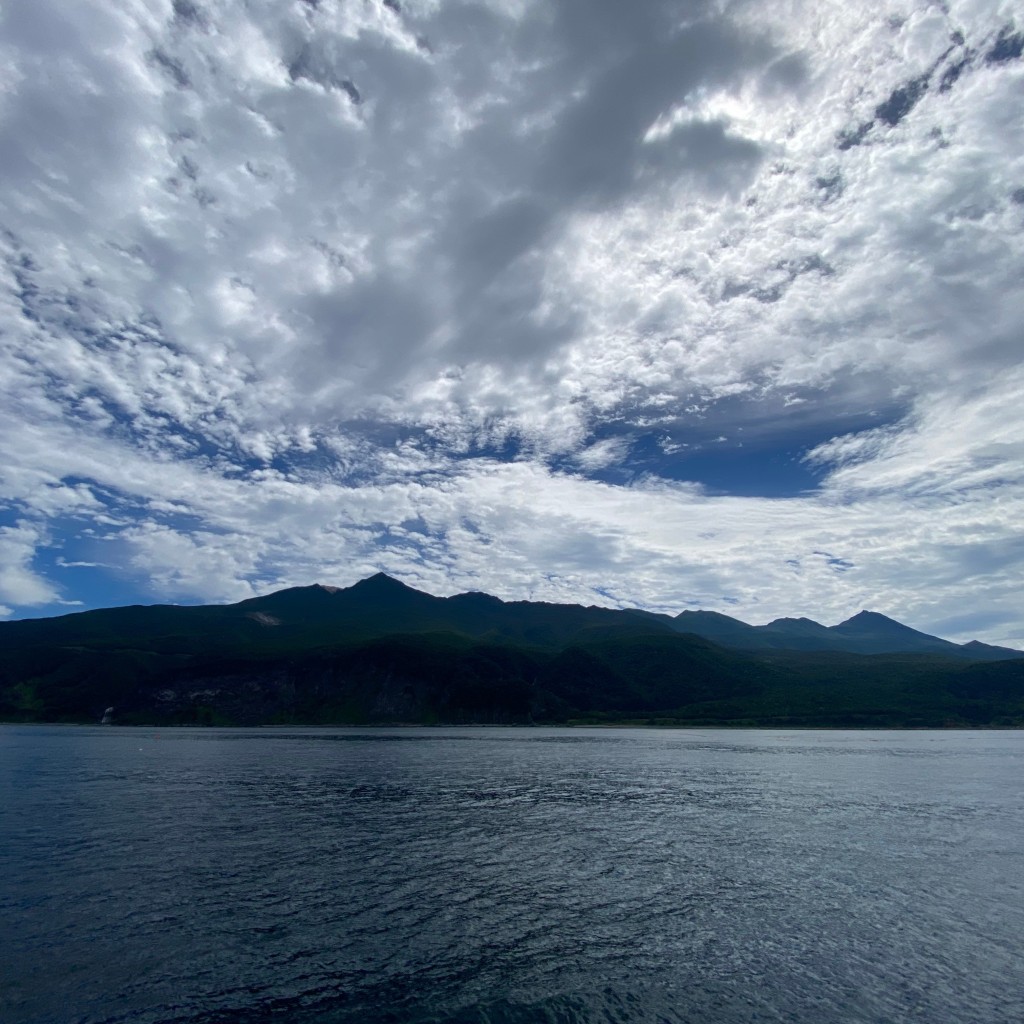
xmin=1 ymin=575 xmax=1022 ymax=727
xmin=668 ymin=607 xmax=1022 ymax=661
xmin=672 ymin=610 xmax=766 ymax=647
xmin=761 ymin=617 xmax=839 ymax=645
xmin=829 ymin=610 xmax=961 ymax=655
xmin=0 ymin=572 xmax=675 ymax=657
xmin=961 ymin=639 xmax=1024 ymax=660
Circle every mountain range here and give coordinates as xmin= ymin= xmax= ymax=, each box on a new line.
xmin=1 ymin=574 xmax=1021 ymax=728
xmin=657 ymin=607 xmax=1022 ymax=660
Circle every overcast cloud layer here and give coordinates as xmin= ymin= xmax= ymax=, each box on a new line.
xmin=1 ymin=0 xmax=1022 ymax=644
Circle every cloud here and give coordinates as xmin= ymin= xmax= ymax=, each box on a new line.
xmin=0 ymin=0 xmax=1022 ymax=648
xmin=574 ymin=438 xmax=633 ymax=472
xmin=0 ymin=522 xmax=60 ymax=607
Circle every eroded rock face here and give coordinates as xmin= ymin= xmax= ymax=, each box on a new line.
xmin=134 ymin=672 xmax=297 ymax=725
xmin=245 ymin=612 xmax=281 ymax=626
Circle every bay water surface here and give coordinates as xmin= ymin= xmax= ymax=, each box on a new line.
xmin=2 ymin=726 xmax=1022 ymax=1024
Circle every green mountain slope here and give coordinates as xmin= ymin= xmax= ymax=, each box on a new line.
xmin=1 ymin=576 xmax=1022 ymax=727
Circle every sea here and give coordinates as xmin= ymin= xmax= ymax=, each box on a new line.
xmin=2 ymin=725 xmax=1022 ymax=1024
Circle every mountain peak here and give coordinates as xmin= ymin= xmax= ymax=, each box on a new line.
xmin=762 ymin=616 xmax=833 ymax=639
xmin=675 ymin=609 xmax=744 ymax=624
xmin=961 ymin=639 xmax=1024 ymax=660
xmin=345 ymin=573 xmax=431 ymax=601
xmin=449 ymin=590 xmax=505 ymax=606
xmin=837 ymin=610 xmax=903 ymax=629
xmin=831 ymin=609 xmax=955 ymax=653
xmin=351 ymin=572 xmax=413 ymax=590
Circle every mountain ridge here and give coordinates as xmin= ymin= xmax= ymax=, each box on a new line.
xmin=2 ymin=574 xmax=1022 ymax=729
xmin=3 ymin=573 xmax=1021 ymax=658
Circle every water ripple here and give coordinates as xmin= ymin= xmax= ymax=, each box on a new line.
xmin=2 ymin=726 xmax=1023 ymax=1024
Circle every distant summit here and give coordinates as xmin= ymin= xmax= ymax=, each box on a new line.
xmin=836 ymin=610 xmax=920 ymax=632
xmin=351 ymin=572 xmax=414 ymax=590
xmin=667 ymin=606 xmax=1020 ymax=661
xmin=830 ymin=610 xmax=955 ymax=655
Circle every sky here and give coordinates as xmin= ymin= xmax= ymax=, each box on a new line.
xmin=1 ymin=0 xmax=1022 ymax=645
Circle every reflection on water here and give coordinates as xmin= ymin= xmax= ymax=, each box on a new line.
xmin=2 ymin=726 xmax=1023 ymax=1024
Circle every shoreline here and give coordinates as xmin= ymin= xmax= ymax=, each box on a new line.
xmin=3 ymin=719 xmax=1022 ymax=732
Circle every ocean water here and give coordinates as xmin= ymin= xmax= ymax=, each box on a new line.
xmin=2 ymin=725 xmax=1022 ymax=1024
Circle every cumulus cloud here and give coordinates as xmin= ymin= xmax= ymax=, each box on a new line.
xmin=1 ymin=0 xmax=1023 ymax=647
xmin=0 ymin=521 xmax=60 ymax=608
